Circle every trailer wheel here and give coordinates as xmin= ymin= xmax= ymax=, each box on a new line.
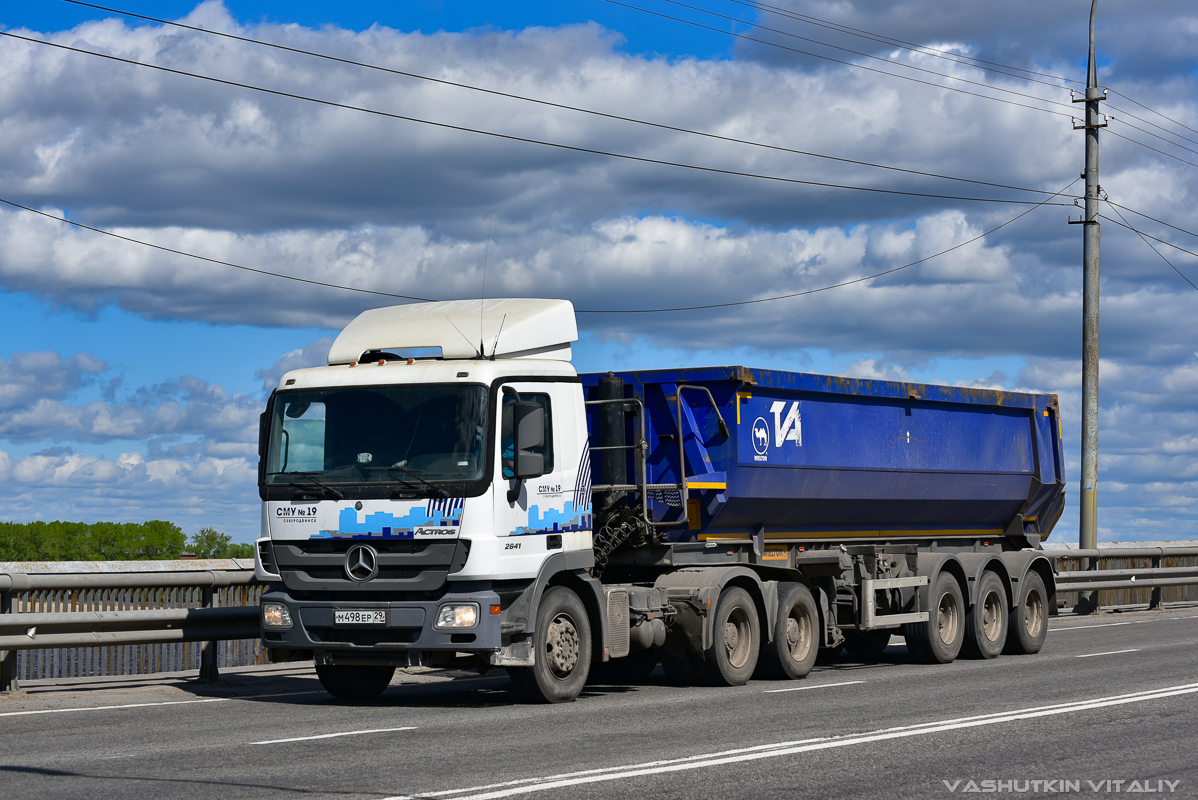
xmin=907 ymin=572 xmax=965 ymax=664
xmin=963 ymin=571 xmax=1008 ymax=659
xmin=315 ymin=664 xmax=395 ymax=700
xmin=509 ymin=586 xmax=592 ymax=703
xmin=758 ymin=583 xmax=818 ymax=680
xmin=1004 ymin=571 xmax=1048 ymax=655
xmin=702 ymin=586 xmax=761 ymax=686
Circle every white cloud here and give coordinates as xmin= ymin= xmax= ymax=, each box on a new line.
xmin=0 ymin=4 xmax=1196 ymax=540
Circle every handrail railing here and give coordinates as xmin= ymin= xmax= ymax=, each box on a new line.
xmin=0 ymin=560 xmax=263 ymax=692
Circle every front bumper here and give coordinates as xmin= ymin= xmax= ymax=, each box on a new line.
xmin=260 ymin=585 xmax=503 ymax=657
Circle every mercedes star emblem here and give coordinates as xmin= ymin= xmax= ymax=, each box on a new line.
xmin=344 ymin=544 xmax=379 ymax=582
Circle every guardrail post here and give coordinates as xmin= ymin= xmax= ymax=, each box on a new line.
xmin=1149 ymin=554 xmax=1163 ymax=610
xmin=198 ymin=584 xmax=219 ymax=682
xmin=1 ymin=590 xmax=18 ymax=692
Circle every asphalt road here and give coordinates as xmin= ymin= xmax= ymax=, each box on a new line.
xmin=2 ymin=605 xmax=1196 ymax=800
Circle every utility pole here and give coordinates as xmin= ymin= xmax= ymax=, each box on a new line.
xmin=1071 ymin=0 xmax=1106 ymax=614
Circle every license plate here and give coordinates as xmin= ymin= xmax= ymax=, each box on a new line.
xmin=334 ymin=609 xmax=387 ymax=626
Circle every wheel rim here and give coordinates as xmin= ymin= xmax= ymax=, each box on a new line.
xmin=937 ymin=591 xmax=960 ymax=646
xmin=785 ymin=609 xmax=813 ymax=663
xmin=545 ymin=612 xmax=580 ymax=678
xmin=1023 ymin=588 xmax=1044 ymax=639
xmin=724 ymin=606 xmax=753 ymax=669
xmin=982 ymin=590 xmax=1003 ymax=642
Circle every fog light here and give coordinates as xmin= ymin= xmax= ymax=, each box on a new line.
xmin=262 ymin=602 xmax=293 ymax=629
xmin=435 ymin=603 xmax=479 ymax=629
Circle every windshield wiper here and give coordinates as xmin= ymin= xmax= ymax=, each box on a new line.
xmin=268 ymin=470 xmax=345 ymax=500
xmin=364 ymin=463 xmax=448 ymax=497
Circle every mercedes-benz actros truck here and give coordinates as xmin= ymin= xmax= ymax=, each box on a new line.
xmin=255 ymin=298 xmax=1064 ymax=702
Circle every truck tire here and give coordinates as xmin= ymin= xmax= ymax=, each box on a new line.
xmin=1004 ymin=571 xmax=1048 ymax=655
xmin=314 ymin=664 xmax=395 ymax=700
xmin=508 ymin=586 xmax=592 ymax=703
xmin=906 ymin=572 xmax=965 ymax=664
xmin=757 ymin=583 xmax=819 ymax=680
xmin=963 ymin=571 xmax=1008 ymax=659
xmin=701 ymin=586 xmax=760 ymax=686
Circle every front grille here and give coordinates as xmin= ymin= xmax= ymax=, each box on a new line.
xmin=296 ymin=565 xmax=423 ymax=581
xmin=307 ymin=627 xmax=420 ymax=646
xmin=297 ymin=540 xmax=429 ymax=555
xmin=274 ymin=539 xmax=468 ymax=593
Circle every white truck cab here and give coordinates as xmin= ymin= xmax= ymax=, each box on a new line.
xmin=256 ymin=299 xmax=605 ymax=701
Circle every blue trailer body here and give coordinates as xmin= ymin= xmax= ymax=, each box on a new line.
xmin=581 ymin=366 xmax=1066 ymax=546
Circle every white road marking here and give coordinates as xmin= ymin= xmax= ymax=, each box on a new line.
xmin=764 ymin=680 xmax=864 ymax=694
xmin=253 ymin=726 xmax=417 ymax=745
xmin=0 ymin=688 xmax=326 ymax=718
xmin=0 ymin=697 xmax=229 ymax=718
xmin=384 ymin=682 xmax=1198 ymax=800
xmin=1076 ymin=648 xmax=1140 ymax=658
xmin=1052 ymin=622 xmax=1132 ymax=631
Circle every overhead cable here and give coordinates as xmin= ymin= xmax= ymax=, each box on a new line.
xmin=575 ymin=177 xmax=1081 ymax=313
xmin=1100 ymin=207 xmax=1198 ymax=293
xmin=1107 ymin=128 xmax=1198 ymax=170
xmin=1104 ymin=202 xmax=1198 ymax=242
xmin=1 ymin=181 xmax=1078 ymax=314
xmin=598 ymin=0 xmax=1075 ymax=118
xmin=0 ymin=30 xmax=1072 ymax=207
xmin=720 ymin=0 xmax=1081 ymax=88
xmin=1108 ymin=88 xmax=1198 ymax=138
xmin=648 ymin=0 xmax=1076 ymax=111
xmin=0 ymin=197 xmax=434 ymax=302
xmin=52 ymin=0 xmax=1059 ymax=197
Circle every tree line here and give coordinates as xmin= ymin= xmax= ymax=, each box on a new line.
xmin=0 ymin=520 xmax=254 ymax=561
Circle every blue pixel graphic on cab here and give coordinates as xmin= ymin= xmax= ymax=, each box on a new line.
xmin=312 ymin=498 xmax=463 ymax=539
xmin=510 ymin=502 xmax=593 ymax=536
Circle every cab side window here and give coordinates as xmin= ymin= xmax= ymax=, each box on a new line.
xmin=501 ymin=393 xmax=554 ymax=478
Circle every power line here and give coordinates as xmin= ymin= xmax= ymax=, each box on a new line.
xmin=1107 ymin=127 xmax=1198 ymax=170
xmin=650 ymin=0 xmax=1077 ymax=110
xmin=721 ymin=0 xmax=1081 ymax=88
xmin=1105 ymin=103 xmax=1198 ymax=149
xmin=0 ymin=197 xmax=434 ymax=302
xmin=1100 ymin=205 xmax=1198 ymax=293
xmin=1108 ymin=88 xmax=1198 ymax=139
xmin=709 ymin=0 xmax=1198 ymax=151
xmin=1105 ymin=201 xmax=1198 ymax=242
xmin=576 ymin=177 xmax=1080 ymax=313
xmin=598 ymin=0 xmax=1075 ymax=118
xmin=1109 ymin=116 xmax=1198 ymax=160
xmin=1 ymin=180 xmax=1079 ymax=315
xmin=0 ymin=30 xmax=1074 ymax=207
xmin=53 ymin=0 xmax=1058 ymax=198
xmin=1099 ymin=214 xmax=1198 ymax=263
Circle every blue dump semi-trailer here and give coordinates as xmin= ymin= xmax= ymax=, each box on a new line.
xmin=256 ymin=299 xmax=1065 ymax=702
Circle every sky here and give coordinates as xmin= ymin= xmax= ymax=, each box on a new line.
xmin=1 ymin=0 xmax=1196 ymax=544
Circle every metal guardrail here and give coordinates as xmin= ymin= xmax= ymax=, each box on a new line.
xmin=2 ymin=543 xmax=1196 ymax=691
xmin=0 ymin=560 xmax=264 ymax=692
xmin=1048 ymin=543 xmax=1198 ymax=610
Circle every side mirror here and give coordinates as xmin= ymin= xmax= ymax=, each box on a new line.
xmin=512 ymin=402 xmax=545 ymax=479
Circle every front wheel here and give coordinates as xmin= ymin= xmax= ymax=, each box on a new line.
xmin=315 ymin=664 xmax=395 ymax=700
xmin=702 ymin=586 xmax=761 ymax=686
xmin=1005 ymin=571 xmax=1048 ymax=655
xmin=509 ymin=586 xmax=592 ymax=703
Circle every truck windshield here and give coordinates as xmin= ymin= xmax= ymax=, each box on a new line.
xmin=264 ymin=384 xmax=488 ymax=485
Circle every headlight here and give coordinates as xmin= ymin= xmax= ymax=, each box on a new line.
xmin=435 ymin=603 xmax=479 ymax=629
xmin=262 ymin=602 xmax=294 ymax=629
